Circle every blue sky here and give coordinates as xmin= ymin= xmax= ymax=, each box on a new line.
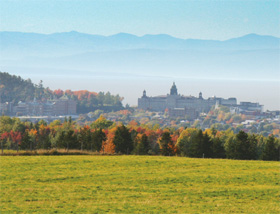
xmin=1 ymin=0 xmax=279 ymax=39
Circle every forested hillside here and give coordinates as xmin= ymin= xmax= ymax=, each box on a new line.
xmin=0 ymin=72 xmax=51 ymax=103
xmin=0 ymin=72 xmax=123 ymax=112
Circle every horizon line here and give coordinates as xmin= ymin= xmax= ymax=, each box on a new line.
xmin=1 ymin=30 xmax=279 ymax=41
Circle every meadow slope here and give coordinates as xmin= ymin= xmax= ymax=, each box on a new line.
xmin=0 ymin=156 xmax=279 ymax=213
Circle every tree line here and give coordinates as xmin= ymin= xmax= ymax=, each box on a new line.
xmin=0 ymin=115 xmax=279 ymax=161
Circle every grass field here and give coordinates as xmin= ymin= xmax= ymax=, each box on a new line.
xmin=0 ymin=156 xmax=279 ymax=213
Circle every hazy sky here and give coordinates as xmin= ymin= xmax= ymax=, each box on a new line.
xmin=1 ymin=0 xmax=279 ymax=40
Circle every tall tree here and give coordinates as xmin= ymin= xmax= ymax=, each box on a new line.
xmin=92 ymin=128 xmax=106 ymax=152
xmin=21 ymin=130 xmax=31 ymax=150
xmin=235 ymin=130 xmax=249 ymax=160
xmin=247 ymin=134 xmax=258 ymax=160
xmin=159 ymin=131 xmax=172 ymax=156
xmin=212 ymin=137 xmax=226 ymax=158
xmin=113 ymin=125 xmax=133 ymax=154
xmin=261 ymin=135 xmax=279 ymax=161
xmin=189 ymin=129 xmax=204 ymax=157
xmin=202 ymin=132 xmax=213 ymax=158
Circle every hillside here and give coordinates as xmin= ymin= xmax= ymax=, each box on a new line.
xmin=0 ymin=72 xmax=123 ymax=112
xmin=0 ymin=72 xmax=47 ymax=103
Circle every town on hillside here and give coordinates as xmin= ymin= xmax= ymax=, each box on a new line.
xmin=0 ymin=74 xmax=279 ymax=137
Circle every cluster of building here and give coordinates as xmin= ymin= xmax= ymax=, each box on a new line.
xmin=0 ymin=95 xmax=77 ymax=116
xmin=138 ymin=83 xmax=263 ymax=119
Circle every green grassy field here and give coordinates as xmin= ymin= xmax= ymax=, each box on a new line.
xmin=0 ymin=156 xmax=279 ymax=213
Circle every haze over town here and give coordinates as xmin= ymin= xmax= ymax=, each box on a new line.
xmin=1 ymin=0 xmax=279 ymax=110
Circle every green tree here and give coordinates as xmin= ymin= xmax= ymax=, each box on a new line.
xmin=212 ymin=137 xmax=226 ymax=158
xmin=225 ymin=131 xmax=254 ymax=160
xmin=113 ymin=125 xmax=133 ymax=154
xmin=202 ymin=132 xmax=213 ymax=158
xmin=91 ymin=128 xmax=106 ymax=152
xmin=134 ymin=134 xmax=150 ymax=155
xmin=247 ymin=134 xmax=258 ymax=160
xmin=159 ymin=132 xmax=172 ymax=156
xmin=189 ymin=129 xmax=204 ymax=157
xmin=77 ymin=126 xmax=92 ymax=151
xmin=261 ymin=135 xmax=279 ymax=161
xmin=139 ymin=134 xmax=149 ymax=155
xmin=224 ymin=135 xmax=236 ymax=159
xmin=21 ymin=131 xmax=31 ymax=150
xmin=235 ymin=130 xmax=249 ymax=159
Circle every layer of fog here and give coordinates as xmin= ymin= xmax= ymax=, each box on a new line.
xmin=3 ymin=67 xmax=280 ymax=111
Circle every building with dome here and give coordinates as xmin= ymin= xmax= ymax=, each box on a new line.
xmin=138 ymin=82 xmax=237 ymax=119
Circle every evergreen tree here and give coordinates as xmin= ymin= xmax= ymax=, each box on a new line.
xmin=224 ymin=135 xmax=236 ymax=159
xmin=247 ymin=134 xmax=258 ymax=160
xmin=212 ymin=137 xmax=226 ymax=158
xmin=202 ymin=132 xmax=213 ymax=158
xmin=20 ymin=131 xmax=31 ymax=150
xmin=235 ymin=130 xmax=249 ymax=159
xmin=139 ymin=134 xmax=149 ymax=155
xmin=261 ymin=135 xmax=279 ymax=161
xmin=113 ymin=125 xmax=133 ymax=154
xmin=190 ymin=129 xmax=204 ymax=157
xmin=92 ymin=128 xmax=106 ymax=152
xmin=65 ymin=129 xmax=78 ymax=150
xmin=134 ymin=134 xmax=150 ymax=155
xmin=159 ymin=132 xmax=172 ymax=156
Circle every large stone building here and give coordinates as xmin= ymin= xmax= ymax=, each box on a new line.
xmin=138 ymin=83 xmax=237 ymax=119
xmin=13 ymin=96 xmax=77 ymax=116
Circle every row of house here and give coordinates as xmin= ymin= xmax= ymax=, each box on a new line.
xmin=0 ymin=95 xmax=77 ymax=116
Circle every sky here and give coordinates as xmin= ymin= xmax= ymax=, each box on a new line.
xmin=0 ymin=0 xmax=279 ymax=40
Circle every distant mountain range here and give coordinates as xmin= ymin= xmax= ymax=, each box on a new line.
xmin=0 ymin=31 xmax=279 ymax=80
xmin=1 ymin=31 xmax=279 ymax=57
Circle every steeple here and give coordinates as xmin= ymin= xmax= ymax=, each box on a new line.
xmin=142 ymin=90 xmax=147 ymax=98
xmin=170 ymin=82 xmax=178 ymax=95
xmin=199 ymin=92 xmax=203 ymax=99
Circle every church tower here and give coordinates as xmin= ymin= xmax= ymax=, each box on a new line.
xmin=170 ymin=82 xmax=178 ymax=95
xmin=142 ymin=90 xmax=147 ymax=98
xmin=199 ymin=92 xmax=203 ymax=99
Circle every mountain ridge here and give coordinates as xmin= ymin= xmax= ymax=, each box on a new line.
xmin=1 ymin=31 xmax=279 ymax=85
xmin=1 ymin=31 xmax=279 ymax=41
xmin=1 ymin=31 xmax=279 ymax=60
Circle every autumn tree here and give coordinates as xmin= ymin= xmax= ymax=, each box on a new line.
xmin=102 ymin=128 xmax=116 ymax=154
xmin=9 ymin=130 xmax=22 ymax=152
xmin=91 ymin=115 xmax=113 ymax=130
xmin=0 ymin=132 xmax=9 ymax=153
xmin=28 ymin=129 xmax=37 ymax=151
